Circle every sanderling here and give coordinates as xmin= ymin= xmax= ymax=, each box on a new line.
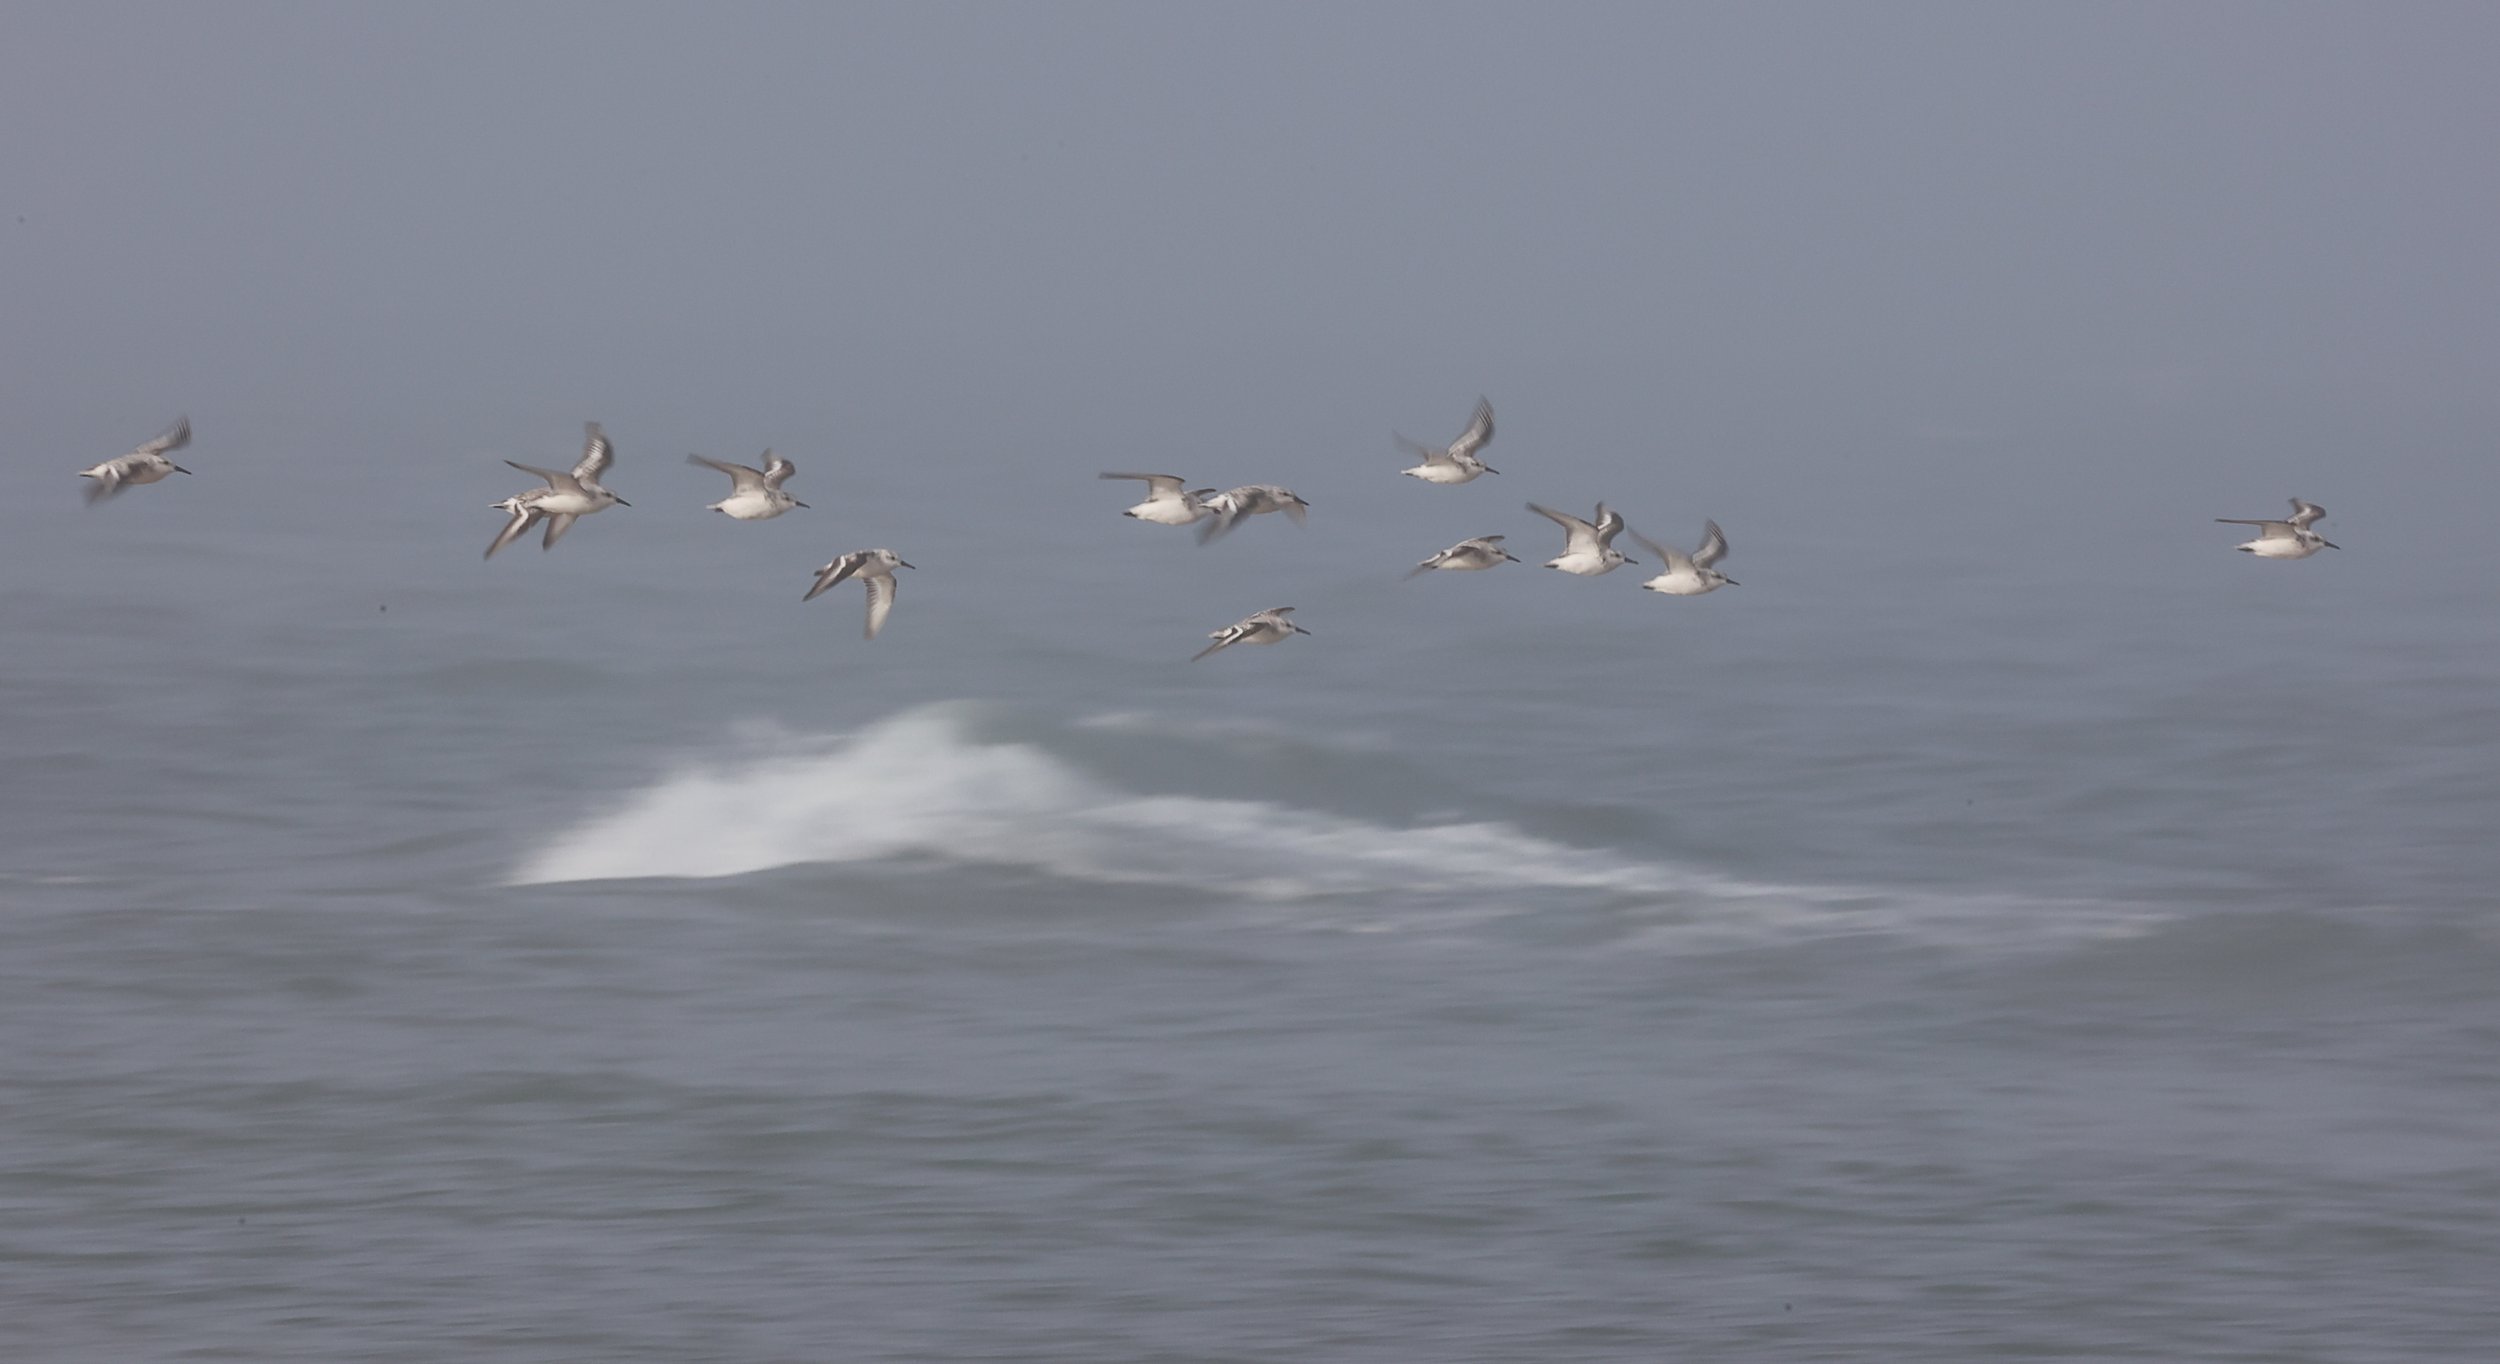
xmin=1629 ymin=519 xmax=1738 ymax=594
xmin=803 ymin=548 xmax=914 ymax=639
xmin=486 ymin=422 xmax=630 ymax=559
xmin=1192 ymin=606 xmax=1311 ymax=661
xmin=1405 ymin=535 xmax=1520 ymax=579
xmin=1099 ymin=472 xmax=1219 ymax=526
xmin=78 ymin=416 xmax=193 ymax=504
xmin=2217 ymin=499 xmax=2338 ymax=558
xmin=1527 ymin=501 xmax=1638 ymax=575
xmin=1397 ymin=397 xmax=1497 ymax=484
xmin=1198 ymin=484 xmax=1311 ymax=543
xmin=689 ymin=450 xmax=808 ymax=519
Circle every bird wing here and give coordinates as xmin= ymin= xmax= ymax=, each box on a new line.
xmin=572 ymin=422 xmax=614 ymax=481
xmin=485 ymin=506 xmax=542 ymax=559
xmin=761 ymin=452 xmax=797 ymax=488
xmin=862 ymin=572 xmax=896 ymax=639
xmin=505 ymin=460 xmax=581 ymax=493
xmin=1528 ymin=502 xmax=1598 ymax=553
xmin=1191 ymin=623 xmax=1247 ymax=662
xmin=82 ymin=465 xmax=126 ymax=504
xmin=2216 ymin=518 xmax=2297 ymax=539
xmin=805 ymin=553 xmax=863 ymax=601
xmin=2287 ymin=499 xmax=2327 ymax=528
xmin=1449 ymin=398 xmax=1494 ymax=461
xmin=687 ymin=452 xmax=767 ymax=493
xmin=1592 ymin=503 xmax=1627 ymax=547
xmin=1693 ymin=519 xmax=1730 ymax=568
xmin=1100 ymin=471 xmax=1188 ymax=497
xmin=539 ymin=511 xmax=579 ymax=550
xmin=133 ymin=416 xmax=192 ymax=458
xmin=1625 ymin=526 xmax=1677 ymax=568
xmin=1280 ymin=493 xmax=1308 ymax=527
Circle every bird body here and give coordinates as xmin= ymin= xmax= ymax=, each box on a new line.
xmin=691 ymin=450 xmax=807 ymax=520
xmin=486 ymin=422 xmax=629 ymax=559
xmin=2217 ymin=499 xmax=2337 ymax=558
xmin=1100 ymin=472 xmax=1218 ymax=525
xmin=1197 ymin=484 xmax=1311 ymax=543
xmin=1630 ymin=520 xmax=1737 ymax=594
xmin=803 ymin=547 xmax=914 ymax=638
xmin=1192 ymin=607 xmax=1310 ymax=661
xmin=1527 ymin=501 xmax=1637 ymax=575
xmin=1406 ymin=535 xmax=1519 ymax=579
xmin=79 ymin=416 xmax=193 ymax=504
xmin=1397 ymin=398 xmax=1497 ymax=484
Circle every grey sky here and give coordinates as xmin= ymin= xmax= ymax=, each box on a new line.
xmin=6 ymin=4 xmax=2496 ymax=604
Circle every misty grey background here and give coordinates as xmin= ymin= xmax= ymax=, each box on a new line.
xmin=6 ymin=6 xmax=2500 ymax=1362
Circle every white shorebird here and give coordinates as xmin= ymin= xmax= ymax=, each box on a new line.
xmin=2217 ymin=499 xmax=2338 ymax=558
xmin=1405 ymin=535 xmax=1520 ymax=579
xmin=1099 ymin=472 xmax=1220 ymax=526
xmin=689 ymin=451 xmax=808 ymax=520
xmin=79 ymin=416 xmax=193 ymax=504
xmin=1197 ymin=484 xmax=1311 ymax=543
xmin=486 ymin=422 xmax=629 ymax=559
xmin=1192 ymin=607 xmax=1310 ymax=662
xmin=1396 ymin=397 xmax=1497 ymax=484
xmin=1527 ymin=501 xmax=1638 ymax=576
xmin=1628 ymin=519 xmax=1738 ymax=595
xmin=803 ymin=548 xmax=914 ymax=639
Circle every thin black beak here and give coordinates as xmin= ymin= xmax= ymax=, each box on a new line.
xmin=1723 ymin=578 xmax=1741 ymax=585
xmin=1482 ymin=466 xmax=1500 ymax=475
xmin=794 ymin=499 xmax=811 ymax=509
xmin=1293 ymin=624 xmax=1312 ymax=635
xmin=898 ymin=560 xmax=916 ymax=570
xmin=1622 ymin=556 xmax=1642 ymax=565
xmin=614 ymin=498 xmax=632 ymax=507
xmin=2322 ymin=540 xmax=2340 ymax=550
xmin=173 ymin=466 xmax=193 ymax=475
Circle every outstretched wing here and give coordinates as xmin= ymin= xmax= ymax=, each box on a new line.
xmin=805 ymin=553 xmax=863 ymax=601
xmin=1693 ymin=519 xmax=1730 ymax=568
xmin=572 ymin=422 xmax=614 ymax=482
xmin=539 ymin=511 xmax=579 ymax=550
xmin=1625 ymin=526 xmax=1675 ymax=568
xmin=1592 ymin=503 xmax=1627 ymax=546
xmin=760 ymin=451 xmax=797 ymax=488
xmin=1101 ymin=471 xmax=1187 ymax=497
xmin=485 ymin=506 xmax=542 ymax=559
xmin=2287 ymin=499 xmax=2327 ymax=529
xmin=1528 ymin=501 xmax=1597 ymax=552
xmin=2216 ymin=518 xmax=2297 ymax=539
xmin=1449 ymin=398 xmax=1494 ymax=461
xmin=687 ymin=452 xmax=767 ymax=493
xmin=1191 ymin=624 xmax=1245 ymax=662
xmin=133 ymin=415 xmax=192 ymax=458
xmin=862 ymin=573 xmax=896 ymax=640
xmin=505 ymin=459 xmax=580 ymax=493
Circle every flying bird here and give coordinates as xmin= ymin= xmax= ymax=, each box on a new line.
xmin=1405 ymin=535 xmax=1519 ymax=579
xmin=1197 ymin=485 xmax=1311 ymax=543
xmin=1192 ymin=607 xmax=1311 ymax=661
xmin=1527 ymin=501 xmax=1638 ymax=576
xmin=2216 ymin=499 xmax=2338 ymax=558
xmin=689 ymin=450 xmax=808 ymax=519
xmin=79 ymin=416 xmax=193 ymax=504
xmin=1396 ymin=397 xmax=1497 ymax=484
xmin=1628 ymin=520 xmax=1738 ymax=594
xmin=486 ymin=421 xmax=629 ymax=559
xmin=1099 ymin=472 xmax=1220 ymax=526
xmin=803 ymin=548 xmax=914 ymax=639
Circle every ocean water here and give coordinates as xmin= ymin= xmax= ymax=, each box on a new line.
xmin=4 ymin=466 xmax=2497 ymax=1363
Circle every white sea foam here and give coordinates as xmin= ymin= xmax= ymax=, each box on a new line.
xmin=510 ymin=704 xmax=1682 ymax=898
xmin=510 ymin=703 xmax=2163 ymax=948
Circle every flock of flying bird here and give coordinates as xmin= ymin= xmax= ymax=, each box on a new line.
xmin=73 ymin=403 xmax=2339 ymax=655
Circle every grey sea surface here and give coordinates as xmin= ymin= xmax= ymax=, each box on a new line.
xmin=4 ymin=471 xmax=2496 ymax=1362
